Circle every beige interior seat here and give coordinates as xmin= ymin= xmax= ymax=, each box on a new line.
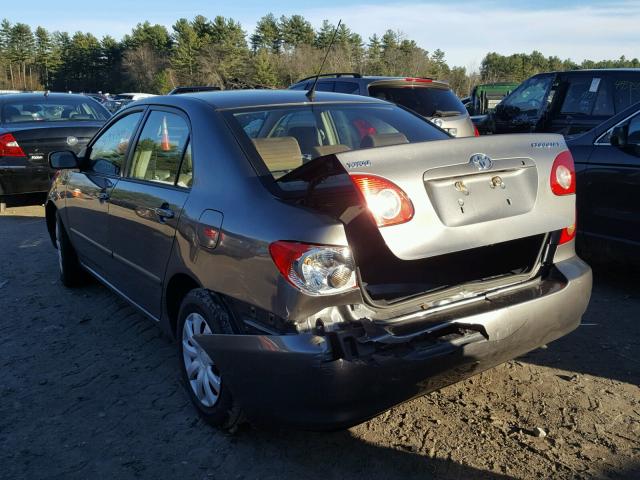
xmin=133 ymin=150 xmax=152 ymax=179
xmin=310 ymin=144 xmax=351 ymax=159
xmin=360 ymin=132 xmax=409 ymax=149
xmin=252 ymin=137 xmax=302 ymax=172
xmin=10 ymin=114 xmax=34 ymax=122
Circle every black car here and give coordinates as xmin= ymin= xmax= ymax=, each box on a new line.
xmin=169 ymin=86 xmax=221 ymax=95
xmin=0 ymin=93 xmax=110 ymax=210
xmin=569 ymin=101 xmax=640 ymax=263
xmin=491 ymin=69 xmax=640 ymax=136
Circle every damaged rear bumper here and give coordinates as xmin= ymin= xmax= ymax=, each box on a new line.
xmin=194 ymin=257 xmax=592 ymax=430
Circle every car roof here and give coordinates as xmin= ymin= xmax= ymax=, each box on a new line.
xmin=0 ymin=92 xmax=97 ymax=103
xmin=134 ymin=89 xmax=386 ymax=110
xmin=533 ymin=68 xmax=640 ymax=76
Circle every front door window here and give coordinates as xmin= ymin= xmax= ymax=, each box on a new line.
xmin=88 ymin=112 xmax=142 ymax=176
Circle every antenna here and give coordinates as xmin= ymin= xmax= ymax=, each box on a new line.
xmin=306 ymin=19 xmax=342 ymax=101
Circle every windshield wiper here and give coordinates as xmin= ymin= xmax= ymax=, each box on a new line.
xmin=431 ymin=110 xmax=461 ymax=118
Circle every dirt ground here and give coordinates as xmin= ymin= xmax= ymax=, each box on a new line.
xmin=0 ymin=205 xmax=638 ymax=480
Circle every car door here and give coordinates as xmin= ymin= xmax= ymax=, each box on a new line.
xmin=65 ymin=110 xmax=144 ymax=275
xmin=106 ymin=108 xmax=192 ymax=319
xmin=582 ymin=111 xmax=640 ymax=250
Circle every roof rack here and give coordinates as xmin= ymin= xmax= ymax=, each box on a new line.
xmin=297 ymin=72 xmax=362 ymax=83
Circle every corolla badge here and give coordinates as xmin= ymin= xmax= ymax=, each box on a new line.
xmin=66 ymin=136 xmax=78 ymax=146
xmin=431 ymin=118 xmax=444 ymax=128
xmin=469 ymin=153 xmax=493 ymax=170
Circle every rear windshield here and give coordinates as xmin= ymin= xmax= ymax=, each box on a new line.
xmin=368 ymin=85 xmax=466 ymax=116
xmin=226 ymin=103 xmax=449 ymax=183
xmin=1 ymin=98 xmax=109 ymax=124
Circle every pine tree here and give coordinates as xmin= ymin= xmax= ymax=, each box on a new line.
xmin=251 ymin=14 xmax=280 ymax=53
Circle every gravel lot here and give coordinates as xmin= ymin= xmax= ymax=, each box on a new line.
xmin=1 ymin=205 xmax=639 ymax=480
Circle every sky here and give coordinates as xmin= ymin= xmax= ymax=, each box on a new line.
xmin=8 ymin=0 xmax=640 ymax=71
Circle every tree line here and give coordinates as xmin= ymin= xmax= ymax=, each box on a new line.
xmin=1 ymin=15 xmax=638 ymax=97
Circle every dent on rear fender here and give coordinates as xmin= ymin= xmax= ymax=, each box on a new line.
xmin=192 ymin=333 xmax=332 ymax=372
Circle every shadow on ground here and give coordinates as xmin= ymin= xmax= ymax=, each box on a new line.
xmin=522 ymin=264 xmax=640 ymax=386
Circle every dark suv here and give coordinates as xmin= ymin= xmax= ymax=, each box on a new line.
xmin=290 ymin=73 xmax=476 ymax=137
xmin=491 ymin=69 xmax=640 ymax=136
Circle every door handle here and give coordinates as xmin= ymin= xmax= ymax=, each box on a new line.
xmin=154 ymin=207 xmax=175 ymax=220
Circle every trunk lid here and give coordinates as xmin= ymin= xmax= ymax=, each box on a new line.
xmin=334 ymin=133 xmax=574 ymax=260
xmin=5 ymin=122 xmax=103 ymax=171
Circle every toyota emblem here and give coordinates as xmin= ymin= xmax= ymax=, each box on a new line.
xmin=66 ymin=136 xmax=78 ymax=146
xmin=469 ymin=153 xmax=493 ymax=170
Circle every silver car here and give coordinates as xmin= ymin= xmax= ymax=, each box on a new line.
xmin=46 ymin=90 xmax=592 ymax=430
xmin=290 ymin=74 xmax=477 ymax=137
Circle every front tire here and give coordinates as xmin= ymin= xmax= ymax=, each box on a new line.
xmin=55 ymin=212 xmax=84 ymax=287
xmin=177 ymin=289 xmax=243 ymax=430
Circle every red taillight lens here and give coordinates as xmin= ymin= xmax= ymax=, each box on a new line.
xmin=559 ymin=223 xmax=577 ymax=244
xmin=0 ymin=133 xmax=26 ymax=157
xmin=559 ymin=208 xmax=577 ymax=245
xmin=550 ymin=150 xmax=576 ymax=195
xmin=473 ymin=125 xmax=480 ymax=137
xmin=351 ymin=174 xmax=414 ymax=227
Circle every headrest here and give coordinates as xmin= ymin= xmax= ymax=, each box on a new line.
xmin=10 ymin=114 xmax=34 ymax=122
xmin=252 ymin=137 xmax=302 ymax=172
xmin=310 ymin=144 xmax=351 ymax=159
xmin=360 ymin=133 xmax=409 ymax=149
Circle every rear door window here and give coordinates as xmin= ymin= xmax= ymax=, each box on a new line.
xmin=334 ymin=81 xmax=360 ymax=94
xmin=128 ymin=111 xmax=190 ymax=185
xmin=560 ymin=77 xmax=601 ymax=115
xmin=613 ymin=77 xmax=640 ymax=113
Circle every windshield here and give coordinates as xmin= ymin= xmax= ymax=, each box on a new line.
xmin=500 ymin=75 xmax=553 ymax=117
xmin=368 ymin=85 xmax=466 ymax=116
xmin=113 ymin=94 xmax=135 ymax=100
xmin=226 ymin=103 xmax=449 ymax=181
xmin=1 ymin=97 xmax=109 ymax=124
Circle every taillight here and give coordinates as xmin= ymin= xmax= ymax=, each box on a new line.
xmin=0 ymin=133 xmax=26 ymax=157
xmin=350 ymin=174 xmax=414 ymax=227
xmin=269 ymin=241 xmax=357 ymax=296
xmin=473 ymin=125 xmax=480 ymax=137
xmin=559 ymin=210 xmax=577 ymax=245
xmin=404 ymin=77 xmax=432 ymax=83
xmin=559 ymin=223 xmax=576 ymax=244
xmin=550 ymin=150 xmax=576 ymax=195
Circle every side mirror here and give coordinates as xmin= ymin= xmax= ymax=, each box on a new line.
xmin=49 ymin=150 xmax=79 ymax=169
xmin=610 ymin=125 xmax=627 ymax=147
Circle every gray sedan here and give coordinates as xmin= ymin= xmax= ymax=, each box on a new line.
xmin=45 ymin=90 xmax=592 ymax=430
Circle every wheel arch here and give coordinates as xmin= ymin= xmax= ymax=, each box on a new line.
xmin=45 ymin=201 xmax=57 ymax=248
xmin=165 ymin=272 xmax=202 ymax=338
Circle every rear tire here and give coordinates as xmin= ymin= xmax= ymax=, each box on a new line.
xmin=55 ymin=212 xmax=84 ymax=287
xmin=177 ymin=289 xmax=243 ymax=431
